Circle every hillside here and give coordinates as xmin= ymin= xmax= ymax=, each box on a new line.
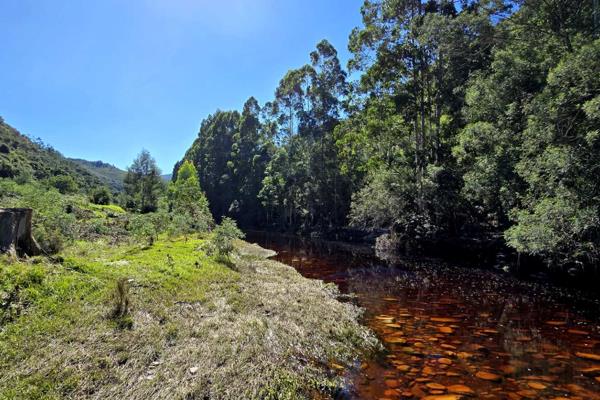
xmin=0 ymin=117 xmax=110 ymax=192
xmin=69 ymin=158 xmax=126 ymax=192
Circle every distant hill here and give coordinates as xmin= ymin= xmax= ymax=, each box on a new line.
xmin=161 ymin=173 xmax=172 ymax=182
xmin=69 ymin=158 xmax=126 ymax=192
xmin=0 ymin=117 xmax=105 ymax=191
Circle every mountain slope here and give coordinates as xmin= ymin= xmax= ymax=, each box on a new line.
xmin=69 ymin=158 xmax=126 ymax=192
xmin=0 ymin=117 xmax=105 ymax=192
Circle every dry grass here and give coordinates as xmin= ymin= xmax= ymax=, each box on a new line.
xmin=0 ymin=236 xmax=378 ymax=400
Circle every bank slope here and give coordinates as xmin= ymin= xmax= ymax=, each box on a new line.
xmin=0 ymin=237 xmax=377 ymax=400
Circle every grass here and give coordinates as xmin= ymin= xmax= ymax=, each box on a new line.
xmin=0 ymin=236 xmax=377 ymax=399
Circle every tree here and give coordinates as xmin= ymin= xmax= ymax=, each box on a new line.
xmin=124 ymin=150 xmax=163 ymax=213
xmin=169 ymin=160 xmax=213 ymax=234
xmin=505 ymin=40 xmax=600 ymax=268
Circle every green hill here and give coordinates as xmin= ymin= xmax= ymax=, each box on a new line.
xmin=69 ymin=158 xmax=126 ymax=192
xmin=0 ymin=117 xmax=107 ymax=192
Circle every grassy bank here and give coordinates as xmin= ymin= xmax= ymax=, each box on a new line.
xmin=0 ymin=236 xmax=377 ymax=400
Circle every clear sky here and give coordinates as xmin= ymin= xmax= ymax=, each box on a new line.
xmin=0 ymin=0 xmax=364 ymax=173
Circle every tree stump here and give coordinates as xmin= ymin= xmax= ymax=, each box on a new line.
xmin=0 ymin=208 xmax=42 ymax=257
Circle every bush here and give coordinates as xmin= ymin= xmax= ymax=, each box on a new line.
xmin=211 ymin=217 xmax=244 ymax=257
xmin=47 ymin=175 xmax=79 ymax=194
xmin=90 ymin=187 xmax=111 ymax=205
xmin=128 ymin=212 xmax=166 ymax=246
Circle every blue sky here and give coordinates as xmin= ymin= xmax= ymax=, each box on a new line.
xmin=0 ymin=0 xmax=364 ymax=173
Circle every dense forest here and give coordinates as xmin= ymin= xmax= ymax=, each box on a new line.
xmin=174 ymin=0 xmax=600 ymax=272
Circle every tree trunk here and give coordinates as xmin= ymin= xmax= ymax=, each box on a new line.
xmin=0 ymin=208 xmax=42 ymax=257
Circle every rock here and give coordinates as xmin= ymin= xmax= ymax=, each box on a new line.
xmin=575 ymin=352 xmax=600 ymax=362
xmin=189 ymin=367 xmax=199 ymax=374
xmin=386 ymin=337 xmax=407 ymax=344
xmin=438 ymin=326 xmax=453 ymax=334
xmin=447 ymin=385 xmax=474 ymax=395
xmin=545 ymin=321 xmax=567 ymax=326
xmin=567 ymin=329 xmax=589 ymax=335
xmin=475 ymin=371 xmax=502 ymax=382
xmin=516 ymin=389 xmax=537 ymax=399
xmin=438 ymin=358 xmax=453 ymax=365
xmin=426 ymin=383 xmax=447 ymax=391
xmin=422 ymin=395 xmax=463 ymax=400
xmin=431 ymin=317 xmax=460 ymax=323
xmin=527 ymin=381 xmax=547 ymax=390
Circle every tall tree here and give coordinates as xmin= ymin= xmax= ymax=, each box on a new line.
xmin=124 ymin=149 xmax=163 ymax=213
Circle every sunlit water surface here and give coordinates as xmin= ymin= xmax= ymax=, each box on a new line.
xmin=247 ymin=231 xmax=600 ymax=400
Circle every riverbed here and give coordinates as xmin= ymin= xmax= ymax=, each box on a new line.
xmin=247 ymin=232 xmax=600 ymax=400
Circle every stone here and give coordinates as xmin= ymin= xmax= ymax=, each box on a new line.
xmin=527 ymin=381 xmax=547 ymax=390
xmin=447 ymin=385 xmax=474 ymax=395
xmin=426 ymin=383 xmax=446 ymax=391
xmin=475 ymin=371 xmax=502 ymax=382
xmin=575 ymin=352 xmax=600 ymax=362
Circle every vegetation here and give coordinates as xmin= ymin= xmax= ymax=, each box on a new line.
xmin=174 ymin=0 xmax=600 ymax=272
xmin=0 ymin=219 xmax=375 ymax=399
xmin=69 ymin=158 xmax=127 ymax=193
xmin=124 ymin=150 xmax=164 ymax=213
xmin=0 ymin=141 xmax=376 ymax=398
xmin=212 ymin=217 xmax=245 ymax=257
xmin=0 ymin=119 xmax=106 ymax=191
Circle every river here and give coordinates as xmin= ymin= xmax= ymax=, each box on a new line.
xmin=247 ymin=231 xmax=600 ymax=400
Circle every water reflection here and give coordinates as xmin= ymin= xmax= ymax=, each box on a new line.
xmin=246 ymin=231 xmax=600 ymax=399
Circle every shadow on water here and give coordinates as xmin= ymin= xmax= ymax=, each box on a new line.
xmin=246 ymin=231 xmax=600 ymax=400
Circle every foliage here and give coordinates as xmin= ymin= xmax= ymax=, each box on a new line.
xmin=90 ymin=186 xmax=111 ymax=205
xmin=168 ymin=160 xmax=213 ymax=235
xmin=128 ymin=212 xmax=166 ymax=246
xmin=0 ymin=179 xmax=76 ymax=253
xmin=69 ymin=158 xmax=127 ymax=193
xmin=124 ymin=150 xmax=164 ymax=213
xmin=47 ymin=174 xmax=79 ymax=194
xmin=172 ymin=0 xmax=600 ymax=272
xmin=0 ymin=119 xmax=106 ymax=191
xmin=212 ymin=217 xmax=245 ymax=257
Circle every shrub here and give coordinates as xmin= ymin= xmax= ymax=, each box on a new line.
xmin=47 ymin=175 xmax=79 ymax=194
xmin=212 ymin=217 xmax=244 ymax=257
xmin=128 ymin=212 xmax=166 ymax=246
xmin=90 ymin=187 xmax=111 ymax=205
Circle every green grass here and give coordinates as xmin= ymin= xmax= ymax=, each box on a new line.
xmin=0 ymin=237 xmax=377 ymax=400
xmin=0 ymin=237 xmax=238 ymax=399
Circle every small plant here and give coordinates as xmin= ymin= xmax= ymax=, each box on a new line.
xmin=211 ymin=217 xmax=244 ymax=257
xmin=110 ymin=278 xmax=133 ymax=330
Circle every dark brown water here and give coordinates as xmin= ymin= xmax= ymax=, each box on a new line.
xmin=247 ymin=231 xmax=600 ymax=400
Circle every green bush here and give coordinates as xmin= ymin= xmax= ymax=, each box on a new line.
xmin=211 ymin=217 xmax=244 ymax=257
xmin=128 ymin=212 xmax=166 ymax=246
xmin=90 ymin=187 xmax=111 ymax=205
xmin=47 ymin=175 xmax=79 ymax=194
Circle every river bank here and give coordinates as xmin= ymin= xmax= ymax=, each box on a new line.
xmin=0 ymin=236 xmax=378 ymax=399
